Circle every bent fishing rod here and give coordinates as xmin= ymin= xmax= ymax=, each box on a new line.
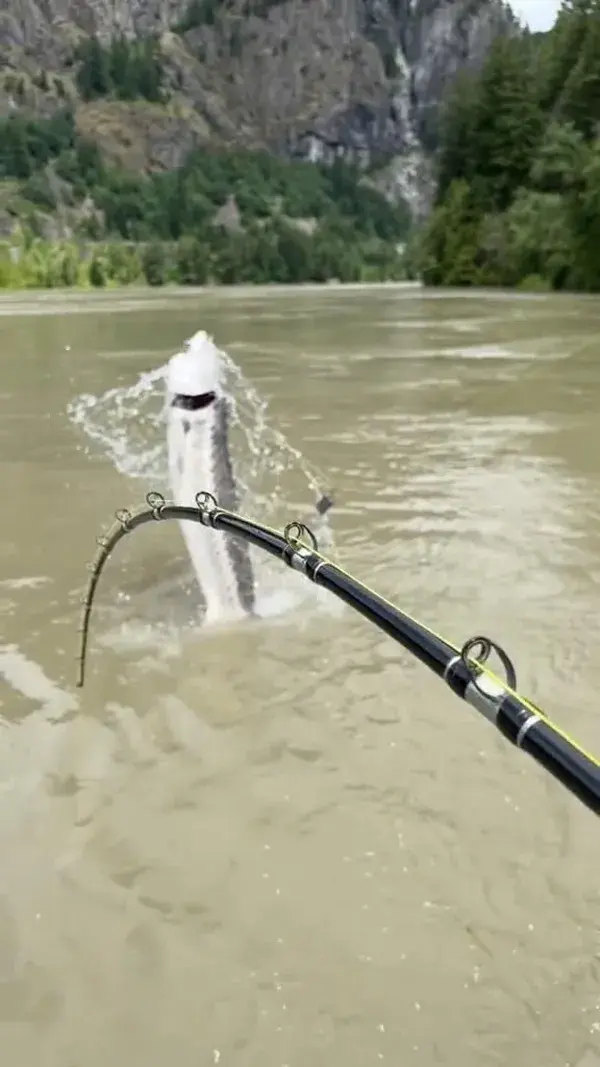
xmin=77 ymin=490 xmax=600 ymax=818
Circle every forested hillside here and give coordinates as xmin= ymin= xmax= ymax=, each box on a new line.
xmin=414 ymin=0 xmax=600 ymax=292
xmin=0 ymin=107 xmax=409 ymax=287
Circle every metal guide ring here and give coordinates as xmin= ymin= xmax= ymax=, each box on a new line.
xmin=283 ymin=520 xmax=318 ymax=551
xmin=115 ymin=508 xmax=133 ymax=530
xmin=461 ymin=636 xmax=492 ymax=665
xmin=460 ymin=634 xmax=517 ymax=692
xmin=146 ymin=491 xmax=166 ymax=516
xmin=195 ymin=491 xmax=218 ymax=512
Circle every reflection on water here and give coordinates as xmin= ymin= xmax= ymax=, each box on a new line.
xmin=1 ymin=285 xmax=600 ymax=1067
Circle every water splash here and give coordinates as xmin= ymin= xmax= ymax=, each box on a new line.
xmin=67 ymin=342 xmax=332 ymax=539
xmin=66 ymin=336 xmax=337 ymax=654
xmin=67 ymin=363 xmax=169 ymax=484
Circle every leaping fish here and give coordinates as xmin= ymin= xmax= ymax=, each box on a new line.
xmin=166 ymin=330 xmax=333 ymax=624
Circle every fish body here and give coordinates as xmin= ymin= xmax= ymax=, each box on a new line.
xmin=166 ymin=330 xmax=256 ymax=624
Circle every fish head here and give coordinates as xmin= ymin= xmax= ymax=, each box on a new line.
xmin=167 ymin=330 xmax=222 ymax=412
xmin=166 ymin=330 xmax=225 ymax=500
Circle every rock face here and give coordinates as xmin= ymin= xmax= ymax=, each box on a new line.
xmin=0 ymin=0 xmax=516 ymax=215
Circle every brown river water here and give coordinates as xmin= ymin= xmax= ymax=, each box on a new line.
xmin=0 ymin=284 xmax=599 ymax=1067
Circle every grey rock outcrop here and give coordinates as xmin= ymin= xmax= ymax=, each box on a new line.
xmin=0 ymin=0 xmax=517 ymax=215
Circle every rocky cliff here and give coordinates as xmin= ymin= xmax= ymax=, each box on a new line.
xmin=0 ymin=0 xmax=517 ymax=216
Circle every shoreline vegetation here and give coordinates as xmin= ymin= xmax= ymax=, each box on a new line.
xmin=411 ymin=0 xmax=600 ymax=294
xmin=0 ymin=231 xmax=408 ymax=290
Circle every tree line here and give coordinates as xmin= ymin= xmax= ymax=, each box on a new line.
xmin=0 ymin=224 xmax=405 ymax=288
xmin=412 ymin=0 xmax=600 ymax=293
xmin=0 ymin=109 xmax=410 ymax=289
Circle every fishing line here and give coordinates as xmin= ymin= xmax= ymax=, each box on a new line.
xmin=76 ymin=491 xmax=600 ymax=818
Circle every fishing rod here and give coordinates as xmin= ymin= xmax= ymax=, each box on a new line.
xmin=77 ymin=490 xmax=600 ymax=818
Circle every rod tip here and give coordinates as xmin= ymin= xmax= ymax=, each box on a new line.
xmin=316 ymin=492 xmax=335 ymax=516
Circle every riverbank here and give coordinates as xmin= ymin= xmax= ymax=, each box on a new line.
xmin=0 ymin=280 xmax=424 ymax=318
xmin=0 ymin=240 xmax=581 ymax=296
xmin=0 ymin=232 xmax=410 ymax=290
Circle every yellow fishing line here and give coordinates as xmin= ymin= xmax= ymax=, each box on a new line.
xmin=231 ymin=507 xmax=600 ymax=770
xmin=80 ymin=495 xmax=600 ymax=772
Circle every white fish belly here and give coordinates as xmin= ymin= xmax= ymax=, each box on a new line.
xmin=168 ymin=405 xmax=254 ymax=623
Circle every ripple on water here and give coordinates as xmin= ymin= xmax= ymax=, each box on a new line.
xmin=1 ymin=287 xmax=600 ymax=1067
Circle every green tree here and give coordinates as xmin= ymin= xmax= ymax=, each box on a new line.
xmin=557 ymin=5 xmax=600 ymax=136
xmin=142 ymin=242 xmax=168 ymax=285
xmin=76 ymin=33 xmax=165 ymax=103
xmin=176 ymin=236 xmax=209 ymax=284
xmin=108 ymin=34 xmax=132 ymax=98
xmin=59 ymin=245 xmax=80 ymax=286
xmin=436 ymin=71 xmax=481 ymax=202
xmin=130 ymin=37 xmax=164 ymax=103
xmin=4 ymin=119 xmax=33 ymax=179
xmin=530 ymin=121 xmax=587 ymax=193
xmin=175 ymin=0 xmax=219 ymax=31
xmin=419 ymin=180 xmax=482 ymax=287
xmin=105 ymin=242 xmax=142 ymax=284
xmin=21 ymin=172 xmax=58 ymax=211
xmin=309 ymin=224 xmax=362 ymax=283
xmin=276 ymin=224 xmax=313 ymax=283
xmin=88 ymin=255 xmax=107 ymax=287
xmin=503 ymin=189 xmax=573 ymax=288
xmin=567 ymin=137 xmax=600 ymax=289
xmin=76 ymin=37 xmax=112 ymax=100
xmin=469 ymin=36 xmax=543 ymax=213
xmin=539 ymin=0 xmax=598 ymax=112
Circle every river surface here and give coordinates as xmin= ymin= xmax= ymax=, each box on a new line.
xmin=1 ymin=284 xmax=599 ymax=1067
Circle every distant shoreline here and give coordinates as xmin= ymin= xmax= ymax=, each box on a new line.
xmin=0 ymin=280 xmax=423 ymax=312
xmin=1 ymin=281 xmax=594 ymax=322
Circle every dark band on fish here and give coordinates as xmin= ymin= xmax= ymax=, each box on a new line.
xmin=171 ymin=391 xmax=216 ymax=411
xmin=211 ymin=396 xmax=256 ymax=615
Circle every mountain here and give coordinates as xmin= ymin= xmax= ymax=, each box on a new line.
xmin=0 ymin=0 xmax=518 ymax=218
